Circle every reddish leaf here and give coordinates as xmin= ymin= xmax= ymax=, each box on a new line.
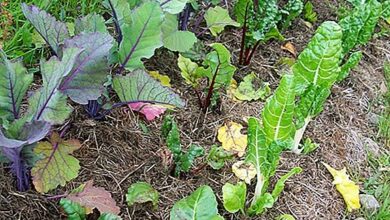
xmin=128 ymin=102 xmax=166 ymax=121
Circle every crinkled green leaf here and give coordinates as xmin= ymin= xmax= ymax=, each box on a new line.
xmin=339 ymin=0 xmax=382 ymax=54
xmin=59 ymin=32 xmax=114 ymax=104
xmin=222 ymin=182 xmax=246 ymax=214
xmin=159 ymin=0 xmax=191 ymax=14
xmin=126 ymin=182 xmax=159 ymax=209
xmin=0 ymin=50 xmax=33 ymax=121
xmin=177 ymin=54 xmax=200 ymax=87
xmin=292 ymin=21 xmax=343 ymax=93
xmin=119 ymin=1 xmax=164 ymax=70
xmin=27 ymin=47 xmax=82 ymax=124
xmin=337 ymin=51 xmax=363 ymax=82
xmin=206 ymin=145 xmax=234 ymax=170
xmin=233 ymin=72 xmax=271 ymax=101
xmin=162 ymin=14 xmax=197 ymax=52
xmin=75 ymin=13 xmax=108 ymax=35
xmin=59 ymin=198 xmax=87 ymax=220
xmin=281 ymin=0 xmax=304 ymax=30
xmin=22 ymin=3 xmax=69 ymax=56
xmin=262 ymin=75 xmax=295 ymax=144
xmin=303 ymin=1 xmax=317 ymax=23
xmin=271 ymin=167 xmax=302 ymax=200
xmin=31 ymin=133 xmax=81 ymax=193
xmin=170 ymin=185 xmax=221 ymax=220
xmin=177 ymin=144 xmax=204 ymax=173
xmin=113 ymin=70 xmax=185 ymax=107
xmin=383 ymin=1 xmax=390 ymax=23
xmin=205 ymin=6 xmax=240 ymax=36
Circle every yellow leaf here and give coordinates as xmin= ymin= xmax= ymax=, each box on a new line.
xmin=281 ymin=42 xmax=297 ymax=57
xmin=232 ymin=161 xmax=256 ymax=184
xmin=217 ymin=122 xmax=247 ymax=157
xmin=322 ymin=162 xmax=361 ymax=212
xmin=148 ymin=71 xmax=171 ymax=87
xmin=226 ymin=79 xmax=241 ymax=102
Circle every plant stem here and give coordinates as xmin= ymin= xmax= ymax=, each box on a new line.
xmin=239 ymin=3 xmax=250 ymax=65
xmin=245 ymin=40 xmax=260 ymax=65
xmin=292 ymin=117 xmax=311 ymax=154
xmin=202 ymin=62 xmax=221 ymax=113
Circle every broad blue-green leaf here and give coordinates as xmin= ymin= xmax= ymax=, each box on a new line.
xmin=337 ymin=51 xmax=363 ymax=82
xmin=75 ymin=13 xmax=108 ymax=34
xmin=162 ymin=14 xmax=197 ymax=52
xmin=119 ymin=1 xmax=164 ymax=70
xmin=27 ymin=48 xmax=82 ymax=124
xmin=339 ymin=0 xmax=382 ymax=54
xmin=170 ymin=185 xmax=222 ymax=220
xmin=205 ymin=6 xmax=240 ymax=36
xmin=22 ymin=3 xmax=69 ymax=56
xmin=159 ymin=0 xmax=191 ymax=14
xmin=112 ymin=70 xmax=185 ymax=107
xmin=262 ymin=74 xmax=295 ymax=144
xmin=59 ymin=198 xmax=87 ymax=220
xmin=222 ymin=182 xmax=246 ymax=214
xmin=0 ymin=50 xmax=33 ymax=121
xmin=126 ymin=182 xmax=159 ymax=209
xmin=59 ymin=32 xmax=114 ymax=104
xmin=292 ymin=21 xmax=343 ymax=93
xmin=105 ymin=0 xmax=132 ymax=29
xmin=271 ymin=167 xmax=302 ymax=200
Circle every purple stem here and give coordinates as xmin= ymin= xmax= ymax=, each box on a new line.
xmin=202 ymin=58 xmax=221 ymax=113
xmin=239 ymin=3 xmax=250 ymax=65
xmin=108 ymin=0 xmax=123 ymax=43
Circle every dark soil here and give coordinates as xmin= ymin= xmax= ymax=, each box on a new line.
xmin=1 ymin=0 xmax=389 ymax=219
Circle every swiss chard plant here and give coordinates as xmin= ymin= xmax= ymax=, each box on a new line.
xmin=234 ymin=0 xmax=303 ymax=65
xmin=178 ymin=43 xmax=236 ymax=113
xmin=222 ymin=75 xmax=302 ymax=216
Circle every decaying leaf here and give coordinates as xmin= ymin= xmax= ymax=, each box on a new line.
xmin=217 ymin=122 xmax=248 ymax=157
xmin=322 ymin=162 xmax=361 ymax=212
xmin=233 ymin=73 xmax=271 ymax=101
xmin=128 ymin=102 xmax=167 ymax=121
xmin=281 ymin=42 xmax=297 ymax=57
xmin=232 ymin=161 xmax=256 ymax=184
xmin=67 ymin=180 xmax=120 ymax=215
xmin=126 ymin=182 xmax=159 ymax=209
xmin=149 ymin=71 xmax=171 ymax=87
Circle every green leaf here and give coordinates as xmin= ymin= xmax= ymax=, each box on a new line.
xmin=206 ymin=145 xmax=234 ymax=170
xmin=170 ymin=185 xmax=221 ymax=220
xmin=262 ymin=74 xmax=295 ymax=144
xmin=112 ymin=70 xmax=185 ymax=107
xmin=0 ymin=50 xmax=33 ymax=121
xmin=177 ymin=54 xmax=200 ymax=87
xmin=105 ymin=0 xmax=132 ymax=29
xmin=271 ymin=167 xmax=302 ymax=200
xmin=205 ymin=6 xmax=240 ymax=36
xmin=119 ymin=1 xmax=164 ymax=70
xmin=233 ymin=72 xmax=271 ymax=101
xmin=276 ymin=214 xmax=296 ymax=220
xmin=59 ymin=198 xmax=87 ymax=220
xmin=161 ymin=115 xmax=181 ymax=157
xmin=177 ymin=144 xmax=204 ymax=173
xmin=162 ymin=14 xmax=197 ymax=52
xmin=222 ymin=182 xmax=246 ymax=214
xmin=75 ymin=13 xmax=108 ymax=34
xmin=159 ymin=0 xmax=191 ymax=14
xmin=247 ymin=192 xmax=274 ymax=216
xmin=22 ymin=4 xmax=69 ymax=55
xmin=281 ymin=0 xmax=304 ymax=30
xmin=126 ymin=182 xmax=159 ymax=209
xmin=27 ymin=47 xmax=82 ymax=124
xmin=339 ymin=0 xmax=382 ymax=54
xmin=302 ymin=138 xmax=318 ymax=154
xmin=98 ymin=213 xmax=123 ymax=220
xmin=303 ymin=1 xmax=317 ymax=23
xmin=337 ymin=51 xmax=363 ymax=82
xmin=292 ymin=21 xmax=343 ymax=93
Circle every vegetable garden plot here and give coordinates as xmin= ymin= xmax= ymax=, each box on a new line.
xmin=1 ymin=0 xmax=390 ymax=219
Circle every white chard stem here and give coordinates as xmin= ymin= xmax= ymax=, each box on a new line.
xmin=292 ymin=117 xmax=311 ymax=154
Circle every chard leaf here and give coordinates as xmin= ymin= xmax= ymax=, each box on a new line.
xmin=112 ymin=70 xmax=185 ymax=107
xmin=161 ymin=115 xmax=181 ymax=158
xmin=262 ymin=74 xmax=295 ymax=144
xmin=21 ymin=3 xmax=69 ymax=56
xmin=292 ymin=21 xmax=343 ymax=93
xmin=32 ymin=133 xmax=81 ymax=193
xmin=339 ymin=0 xmax=382 ymax=54
xmin=204 ymin=6 xmax=240 ymax=36
xmin=303 ymin=1 xmax=317 ymax=23
xmin=119 ymin=1 xmax=164 ymax=70
xmin=197 ymin=43 xmax=236 ymax=89
xmin=177 ymin=54 xmax=200 ymax=87
xmin=159 ymin=0 xmax=191 ymax=14
xmin=59 ymin=198 xmax=87 ymax=220
xmin=162 ymin=14 xmax=197 ymax=52
xmin=177 ymin=144 xmax=204 ymax=173
xmin=75 ymin=13 xmax=108 ymax=34
xmin=0 ymin=50 xmax=33 ymax=121
xmin=271 ymin=167 xmax=302 ymax=200
xmin=126 ymin=182 xmax=159 ymax=209
xmin=59 ymin=32 xmax=114 ymax=104
xmin=247 ymin=192 xmax=274 ymax=215
xmin=27 ymin=48 xmax=82 ymax=124
xmin=281 ymin=0 xmax=304 ymax=30
xmin=222 ymin=182 xmax=246 ymax=214
xmin=337 ymin=51 xmax=363 ymax=82
xmin=233 ymin=72 xmax=271 ymax=101
xmin=170 ymin=185 xmax=221 ymax=220
xmin=206 ymin=145 xmax=234 ymax=170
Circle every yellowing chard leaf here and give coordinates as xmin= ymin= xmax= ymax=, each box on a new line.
xmin=128 ymin=102 xmax=166 ymax=121
xmin=126 ymin=182 xmax=159 ymax=209
xmin=177 ymin=54 xmax=200 ymax=87
xmin=322 ymin=162 xmax=361 ymax=212
xmin=233 ymin=73 xmax=271 ymax=101
xmin=232 ymin=161 xmax=256 ymax=184
xmin=217 ymin=122 xmax=248 ymax=157
xmin=149 ymin=71 xmax=171 ymax=87
xmin=32 ymin=133 xmax=81 ymax=193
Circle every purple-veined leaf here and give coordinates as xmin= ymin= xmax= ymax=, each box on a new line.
xmin=74 ymin=13 xmax=108 ymax=35
xmin=22 ymin=3 xmax=69 ymax=56
xmin=27 ymin=47 xmax=82 ymax=125
xmin=59 ymin=32 xmax=114 ymax=104
xmin=112 ymin=70 xmax=185 ymax=108
xmin=0 ymin=50 xmax=33 ymax=121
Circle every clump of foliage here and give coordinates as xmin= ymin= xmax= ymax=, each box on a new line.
xmin=234 ymin=0 xmax=303 ymax=65
xmin=161 ymin=115 xmax=204 ymax=176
